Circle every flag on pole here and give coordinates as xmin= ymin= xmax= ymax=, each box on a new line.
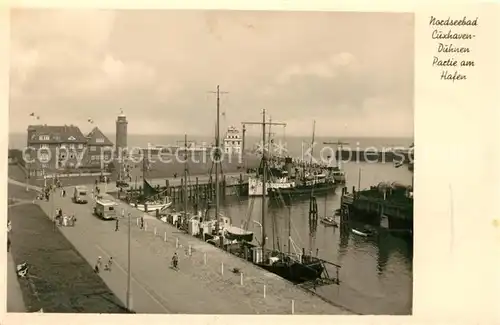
xmin=29 ymin=112 xmax=35 ymax=116
xmin=88 ymin=118 xmax=94 ymax=124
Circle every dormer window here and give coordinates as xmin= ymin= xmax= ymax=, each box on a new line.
xmin=39 ymin=135 xmax=50 ymax=141
xmin=96 ymin=138 xmax=104 ymax=143
xmin=68 ymin=136 xmax=76 ymax=141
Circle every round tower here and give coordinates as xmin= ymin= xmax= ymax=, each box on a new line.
xmin=116 ymin=109 xmax=128 ymax=158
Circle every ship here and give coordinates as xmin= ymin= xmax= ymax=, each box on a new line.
xmin=238 ymin=114 xmax=337 ymax=284
xmin=268 ymin=169 xmax=336 ymax=198
xmin=248 ymin=159 xmax=296 ymax=196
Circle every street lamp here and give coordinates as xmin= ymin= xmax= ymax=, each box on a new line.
xmin=126 ymin=212 xmax=132 ymax=311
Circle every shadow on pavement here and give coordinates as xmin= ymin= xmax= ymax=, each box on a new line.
xmin=8 ymin=198 xmax=131 ymax=313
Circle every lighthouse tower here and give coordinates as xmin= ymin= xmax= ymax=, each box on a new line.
xmin=116 ymin=109 xmax=128 ymax=157
xmin=115 ymin=109 xmax=128 ymax=180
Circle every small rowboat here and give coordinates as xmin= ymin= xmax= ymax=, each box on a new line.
xmin=320 ymin=216 xmax=338 ymax=227
xmin=351 ymin=228 xmax=372 ymax=237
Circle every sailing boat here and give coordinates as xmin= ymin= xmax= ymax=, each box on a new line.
xmin=241 ymin=111 xmax=325 ymax=283
xmin=207 ymin=86 xmax=254 ymax=245
xmin=129 ymin=154 xmax=172 ymax=213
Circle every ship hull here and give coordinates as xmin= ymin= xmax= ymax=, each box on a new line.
xmin=257 ymin=261 xmax=324 ymax=284
xmin=268 ymin=182 xmax=336 ymax=198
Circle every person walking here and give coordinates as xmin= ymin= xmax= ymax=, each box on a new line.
xmin=94 ymin=256 xmax=102 ymax=273
xmin=140 ymin=215 xmax=144 ymax=230
xmin=115 ymin=217 xmax=119 ymax=231
xmin=172 ymin=252 xmax=179 ymax=269
xmin=104 ymin=257 xmax=113 ymax=271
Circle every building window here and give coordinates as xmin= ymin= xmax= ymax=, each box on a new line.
xmin=39 ymin=135 xmax=50 ymax=141
xmin=41 ymin=163 xmax=48 ymax=169
xmin=60 ymin=144 xmax=67 ymax=149
xmin=78 ymin=144 xmax=84 ymax=149
xmin=40 ymin=144 xmax=49 ymax=149
xmin=90 ymin=146 xmax=96 ymax=152
xmin=69 ymin=144 xmax=75 ymax=149
xmin=96 ymin=138 xmax=104 ymax=143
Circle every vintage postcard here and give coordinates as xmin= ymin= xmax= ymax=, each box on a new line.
xmin=1 ymin=1 xmax=498 ymax=324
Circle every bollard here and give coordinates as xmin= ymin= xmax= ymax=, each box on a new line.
xmin=291 ymin=300 xmax=295 ymax=314
xmin=136 ymin=218 xmax=139 ymax=226
xmin=154 ymin=227 xmax=157 ymax=236
xmin=204 ymin=252 xmax=207 ymax=265
xmin=164 ymin=232 xmax=167 ymax=242
xmin=263 ymin=284 xmax=266 ymax=298
xmin=188 ymin=245 xmax=192 ymax=256
xmin=221 ymin=262 xmax=224 ymax=276
xmin=145 ymin=222 xmax=148 ymax=231
xmin=176 ymin=238 xmax=179 ymax=248
xmin=240 ymin=272 xmax=243 ymax=286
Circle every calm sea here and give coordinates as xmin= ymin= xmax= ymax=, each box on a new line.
xmin=9 ymin=133 xmax=412 ymax=153
xmin=215 ymin=162 xmax=413 ymax=315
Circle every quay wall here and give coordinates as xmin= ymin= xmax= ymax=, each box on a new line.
xmin=335 ymin=150 xmax=413 ymax=163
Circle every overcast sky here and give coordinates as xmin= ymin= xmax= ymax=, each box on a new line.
xmin=9 ymin=10 xmax=414 ymax=137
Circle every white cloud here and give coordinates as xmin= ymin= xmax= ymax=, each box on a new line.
xmin=275 ymin=52 xmax=359 ymax=84
xmin=9 ymin=10 xmax=414 ymax=137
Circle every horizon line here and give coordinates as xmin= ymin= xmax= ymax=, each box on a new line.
xmin=8 ymin=131 xmax=413 ymax=138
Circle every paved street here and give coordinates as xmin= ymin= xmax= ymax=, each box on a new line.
xmin=10 ymin=178 xmax=351 ymax=314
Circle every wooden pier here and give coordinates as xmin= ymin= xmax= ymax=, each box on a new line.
xmin=122 ymin=173 xmax=249 ymax=204
xmin=340 ymin=185 xmax=413 ymax=230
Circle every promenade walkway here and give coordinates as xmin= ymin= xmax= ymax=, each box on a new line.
xmin=10 ymin=178 xmax=351 ymax=314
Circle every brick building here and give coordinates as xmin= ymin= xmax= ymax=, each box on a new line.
xmin=25 ymin=124 xmax=114 ymax=177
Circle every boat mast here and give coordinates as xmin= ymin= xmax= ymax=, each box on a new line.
xmin=210 ymin=85 xmax=228 ymax=232
xmin=310 ymin=120 xmax=316 ymax=165
xmin=241 ymin=111 xmax=286 ymax=249
xmin=261 ymin=109 xmax=267 ymax=248
xmin=287 ymin=204 xmax=291 ymax=254
xmin=184 ymin=134 xmax=188 ymax=215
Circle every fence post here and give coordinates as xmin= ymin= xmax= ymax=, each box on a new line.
xmin=240 ymin=272 xmax=243 ymax=286
xmin=291 ymin=300 xmax=295 ymax=314
xmin=154 ymin=227 xmax=157 ymax=236
xmin=144 ymin=222 xmax=148 ymax=231
xmin=136 ymin=218 xmax=139 ymax=226
xmin=221 ymin=262 xmax=224 ymax=276
xmin=204 ymin=252 xmax=207 ymax=265
xmin=164 ymin=232 xmax=167 ymax=242
xmin=263 ymin=284 xmax=266 ymax=298
xmin=176 ymin=237 xmax=179 ymax=248
xmin=188 ymin=245 xmax=192 ymax=256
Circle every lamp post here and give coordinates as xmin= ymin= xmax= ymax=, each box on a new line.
xmin=126 ymin=212 xmax=132 ymax=311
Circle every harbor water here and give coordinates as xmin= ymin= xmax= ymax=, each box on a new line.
xmin=216 ymin=162 xmax=413 ymax=315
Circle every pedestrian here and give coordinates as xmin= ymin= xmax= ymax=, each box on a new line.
xmin=7 ymin=236 xmax=11 ymax=252
xmin=62 ymin=188 xmax=66 ymax=197
xmin=115 ymin=217 xmax=119 ymax=231
xmin=104 ymin=257 xmax=113 ymax=271
xmin=94 ymin=256 xmax=102 ymax=273
xmin=172 ymin=252 xmax=179 ymax=269
xmin=140 ymin=216 xmax=144 ymax=229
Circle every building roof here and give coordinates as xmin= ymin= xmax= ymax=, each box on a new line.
xmin=86 ymin=127 xmax=114 ymax=146
xmin=27 ymin=125 xmax=88 ymax=144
